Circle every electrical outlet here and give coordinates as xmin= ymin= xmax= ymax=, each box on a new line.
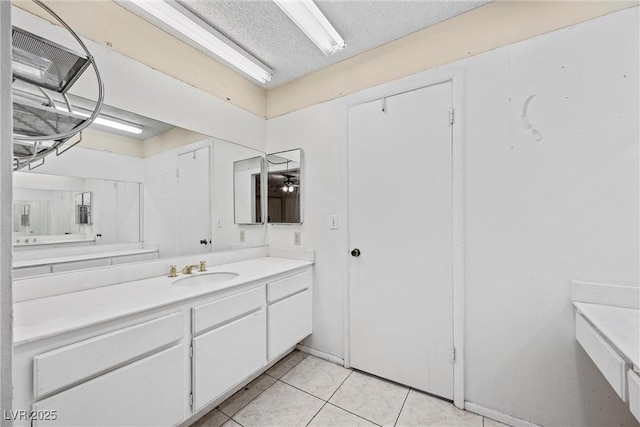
xmin=294 ymin=231 xmax=301 ymax=246
xmin=239 ymin=230 xmax=245 ymax=242
xmin=330 ymin=215 xmax=339 ymax=230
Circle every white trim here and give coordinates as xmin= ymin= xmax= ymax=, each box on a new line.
xmin=572 ymin=280 xmax=640 ymax=310
xmin=267 ymin=247 xmax=315 ymax=262
xmin=451 ymin=70 xmax=465 ymax=409
xmin=296 ymin=344 xmax=344 ymax=366
xmin=343 ymin=70 xmax=465 ymax=406
xmin=465 ymin=402 xmax=541 ymax=427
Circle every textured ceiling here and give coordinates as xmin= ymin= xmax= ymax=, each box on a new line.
xmin=120 ymin=0 xmax=491 ymax=88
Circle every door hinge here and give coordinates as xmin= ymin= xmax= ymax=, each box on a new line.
xmin=190 ymin=344 xmax=193 ymax=358
xmin=449 ymin=108 xmax=454 ymax=125
xmin=452 ymin=347 xmax=456 ymax=363
xmin=190 ymin=392 xmax=193 ymax=407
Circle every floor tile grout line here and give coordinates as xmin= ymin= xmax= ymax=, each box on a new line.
xmin=323 ymin=370 xmax=383 ymax=427
xmin=224 ymin=376 xmax=279 ymax=420
xmin=305 ymin=401 xmax=328 ymax=427
xmin=325 ymin=369 xmax=354 ymax=402
xmin=275 ymin=377 xmax=332 ymax=402
xmin=392 ymin=386 xmax=411 ymax=427
xmin=267 ymin=351 xmax=310 ymax=380
xmin=323 ymin=402 xmax=382 ymax=427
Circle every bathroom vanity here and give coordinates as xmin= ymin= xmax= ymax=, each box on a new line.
xmin=572 ymin=281 xmax=640 ymax=423
xmin=12 ymin=255 xmax=313 ymax=426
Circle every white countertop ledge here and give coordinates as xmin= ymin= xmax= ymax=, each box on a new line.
xmin=13 ymin=248 xmax=158 ymax=268
xmin=574 ymin=302 xmax=640 ymax=368
xmin=13 ymin=257 xmax=312 ymax=346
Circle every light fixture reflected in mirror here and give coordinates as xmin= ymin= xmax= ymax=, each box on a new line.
xmin=267 ymin=149 xmax=302 ymax=224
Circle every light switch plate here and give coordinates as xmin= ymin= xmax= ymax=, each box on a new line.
xmin=330 ymin=215 xmax=339 ymax=230
xmin=216 ymin=217 xmax=222 ymax=228
xmin=294 ymin=231 xmax=301 ymax=246
xmin=239 ymin=230 xmax=245 ymax=242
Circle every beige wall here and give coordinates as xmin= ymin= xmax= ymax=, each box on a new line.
xmin=267 ymin=0 xmax=639 ymax=118
xmin=14 ymin=1 xmax=638 ymax=123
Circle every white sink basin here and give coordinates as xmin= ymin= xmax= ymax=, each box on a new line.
xmin=172 ymin=272 xmax=239 ymax=286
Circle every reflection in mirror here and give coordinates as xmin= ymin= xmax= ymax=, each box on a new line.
xmin=75 ymin=192 xmax=92 ymax=225
xmin=267 ymin=149 xmax=303 ymax=224
xmin=234 ymin=156 xmax=263 ymax=225
xmin=13 ymin=172 xmax=142 ymax=246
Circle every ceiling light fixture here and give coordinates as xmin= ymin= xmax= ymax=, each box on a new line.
xmin=54 ymin=106 xmax=143 ymax=135
xmin=273 ymin=0 xmax=345 ymax=56
xmin=130 ymin=0 xmax=272 ymax=84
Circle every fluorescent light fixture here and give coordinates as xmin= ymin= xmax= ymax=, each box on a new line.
xmin=54 ymin=106 xmax=143 ymax=135
xmin=130 ymin=0 xmax=272 ymax=84
xmin=274 ymin=0 xmax=345 ymax=55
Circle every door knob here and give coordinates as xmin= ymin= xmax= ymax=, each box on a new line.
xmin=351 ymin=248 xmax=361 ymax=257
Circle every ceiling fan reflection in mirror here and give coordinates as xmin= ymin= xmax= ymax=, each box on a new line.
xmin=11 ymin=0 xmax=105 ymax=171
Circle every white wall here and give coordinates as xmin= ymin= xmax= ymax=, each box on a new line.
xmin=266 ymin=8 xmax=639 ymax=427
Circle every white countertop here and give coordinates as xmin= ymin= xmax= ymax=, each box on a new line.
xmin=13 ymin=248 xmax=158 ymax=268
xmin=14 ymin=238 xmax=95 ymax=247
xmin=13 ymin=257 xmax=312 ymax=346
xmin=574 ymin=302 xmax=640 ymax=368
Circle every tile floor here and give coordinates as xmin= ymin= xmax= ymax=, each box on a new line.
xmin=193 ymin=351 xmax=508 ymax=427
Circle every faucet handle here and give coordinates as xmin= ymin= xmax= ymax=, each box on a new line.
xmin=168 ymin=265 xmax=177 ymax=278
xmin=199 ymin=260 xmax=207 ymax=272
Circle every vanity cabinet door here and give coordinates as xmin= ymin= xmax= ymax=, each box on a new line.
xmin=268 ymin=288 xmax=312 ymax=360
xmin=192 ymin=310 xmax=266 ymax=411
xmin=32 ymin=345 xmax=184 ymax=427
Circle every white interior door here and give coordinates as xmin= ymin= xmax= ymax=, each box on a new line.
xmin=177 ymin=147 xmax=211 ymax=256
xmin=348 ymin=82 xmax=454 ymax=399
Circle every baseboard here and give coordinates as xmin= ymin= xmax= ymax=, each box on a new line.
xmin=296 ymin=344 xmax=344 ymax=366
xmin=464 ymin=402 xmax=540 ymax=427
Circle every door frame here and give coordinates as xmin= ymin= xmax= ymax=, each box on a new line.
xmin=343 ymin=71 xmax=465 ymax=409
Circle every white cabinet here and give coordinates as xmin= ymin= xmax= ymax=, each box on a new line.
xmin=191 ymin=286 xmax=266 ymax=411
xmin=267 ymin=270 xmax=313 ymax=360
xmin=32 ymin=345 xmax=184 ymax=427
xmin=629 ymin=370 xmax=640 ymax=422
xmin=193 ymin=310 xmax=266 ymax=411
xmin=15 ymin=264 xmax=313 ymax=427
xmin=576 ymin=313 xmax=629 ymax=400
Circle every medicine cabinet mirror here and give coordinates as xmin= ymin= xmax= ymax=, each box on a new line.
xmin=233 ymin=156 xmax=264 ymax=225
xmin=267 ymin=149 xmax=303 ymax=224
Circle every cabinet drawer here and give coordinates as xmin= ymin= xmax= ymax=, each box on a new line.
xmin=34 ymin=312 xmax=183 ymax=399
xmin=193 ymin=310 xmax=266 ymax=411
xmin=267 ymin=270 xmax=312 ymax=303
xmin=192 ymin=287 xmax=264 ymax=334
xmin=629 ymin=370 xmax=640 ymax=422
xmin=268 ymin=289 xmax=312 ymax=360
xmin=576 ymin=313 xmax=629 ymax=400
xmin=33 ymin=344 xmax=184 ymax=427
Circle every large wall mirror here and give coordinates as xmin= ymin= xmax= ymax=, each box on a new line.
xmin=10 ymin=6 xmax=267 ymax=280
xmin=267 ymin=149 xmax=303 ymax=224
xmin=12 ymin=107 xmax=266 ymax=278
